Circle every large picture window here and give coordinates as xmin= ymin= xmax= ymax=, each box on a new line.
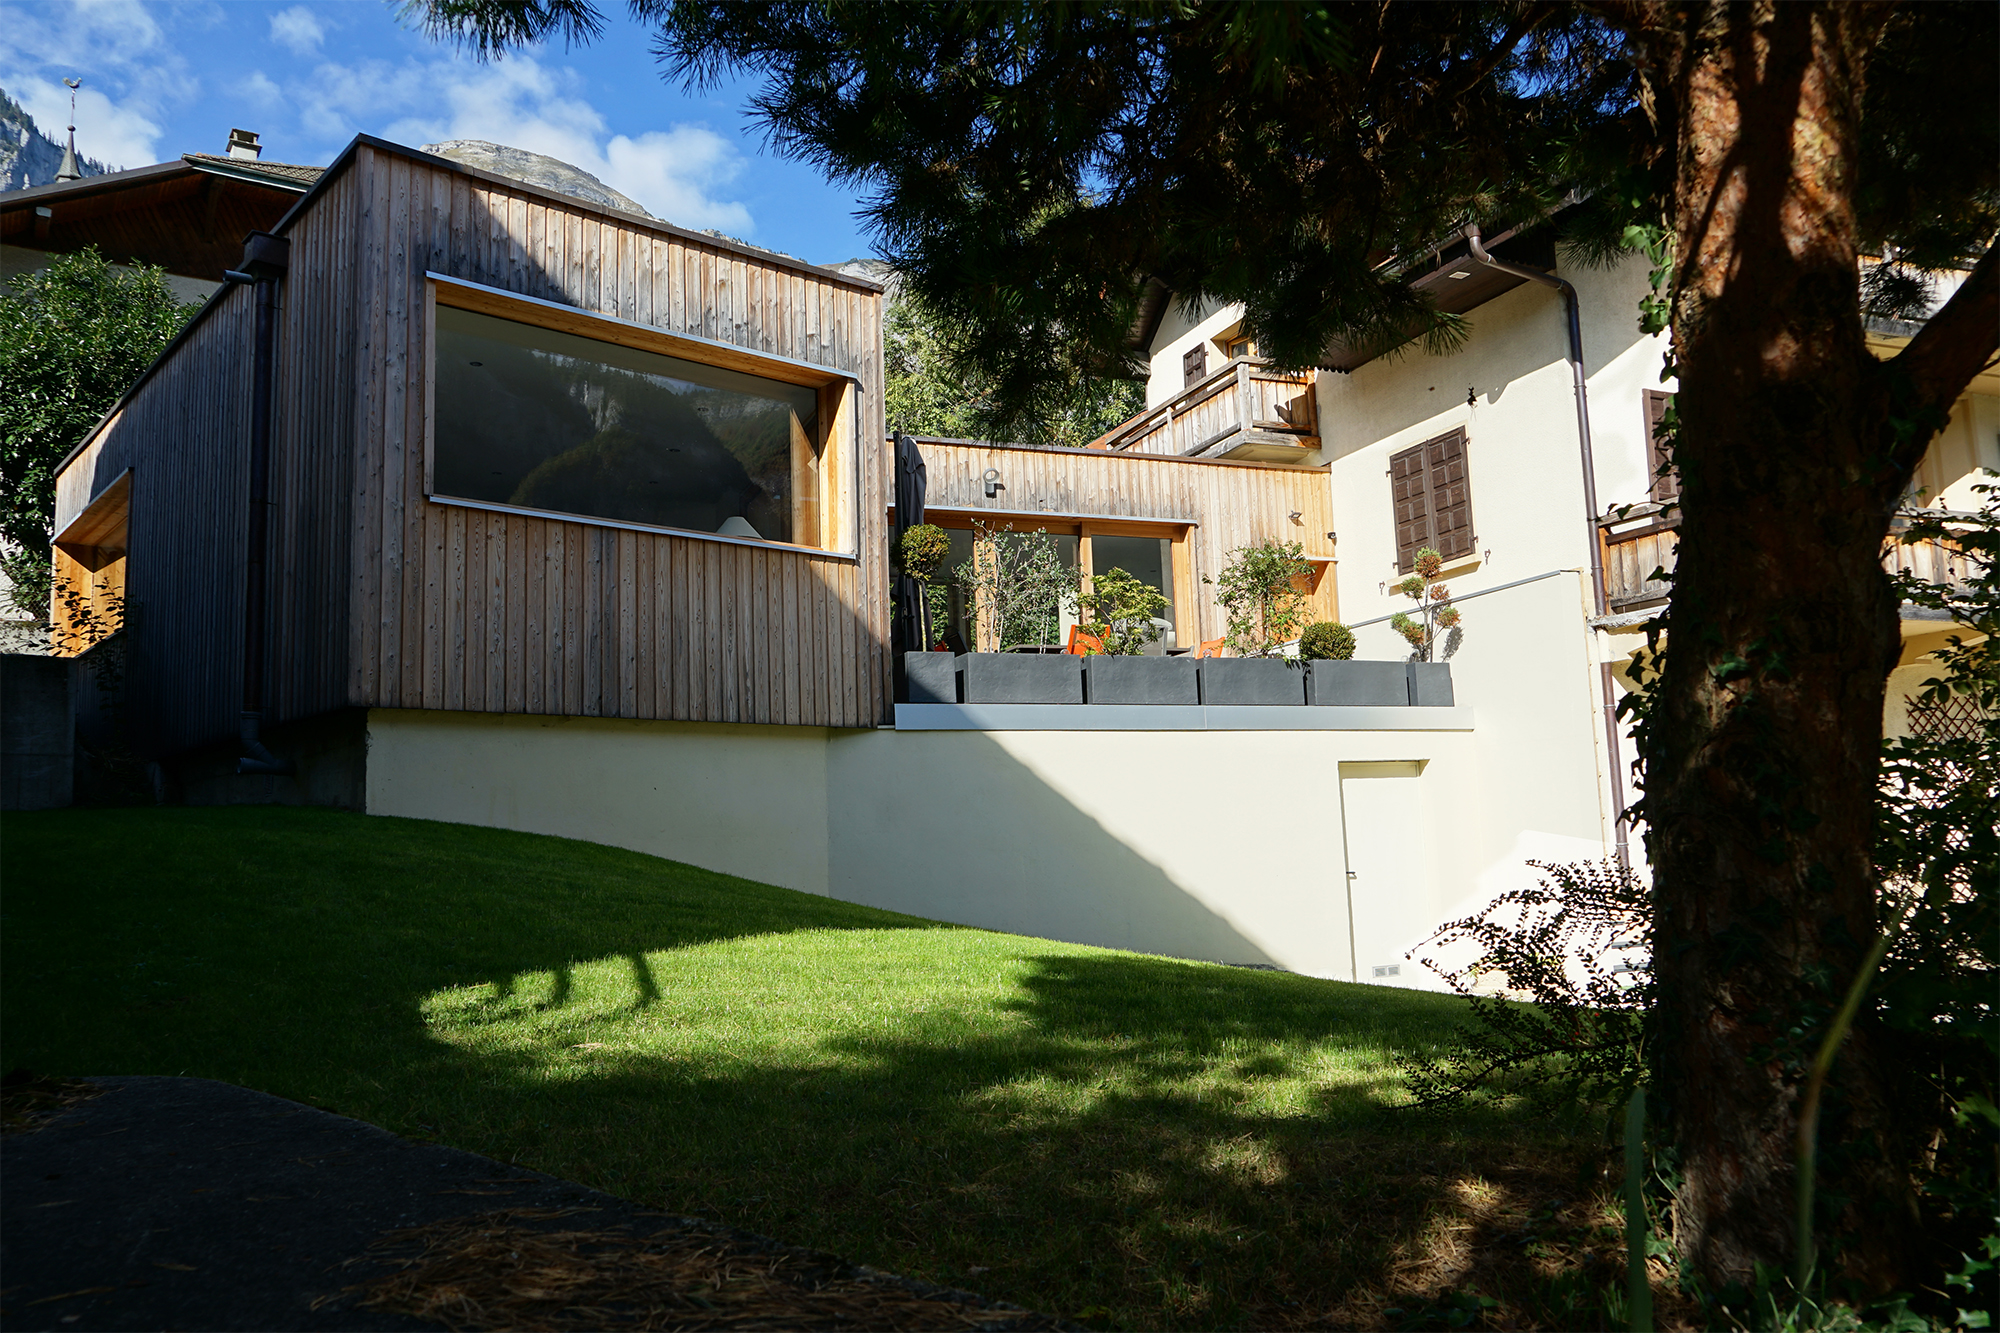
xmin=431 ymin=296 xmax=853 ymax=551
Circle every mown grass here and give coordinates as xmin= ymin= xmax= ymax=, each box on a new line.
xmin=2 ymin=806 xmax=1630 ymax=1329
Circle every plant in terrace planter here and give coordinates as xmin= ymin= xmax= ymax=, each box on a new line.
xmin=1298 ymin=621 xmax=1355 ymax=662
xmin=954 ymin=521 xmax=1077 ymax=653
xmin=1390 ymin=546 xmax=1463 ymax=662
xmin=1079 ymin=566 xmax=1168 ymax=656
xmin=1208 ymin=539 xmax=1315 ymax=658
xmin=893 ymin=522 xmax=952 ymax=650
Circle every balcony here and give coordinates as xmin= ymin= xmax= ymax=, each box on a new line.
xmin=1089 ymin=358 xmax=1319 ymax=463
xmin=1597 ymin=504 xmax=1981 ymax=612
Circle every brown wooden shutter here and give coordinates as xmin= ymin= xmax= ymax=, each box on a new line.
xmin=1182 ymin=344 xmax=1207 ymax=387
xmin=1426 ymin=428 xmax=1475 ymax=560
xmin=1644 ymin=390 xmax=1679 ymax=502
xmin=1389 ymin=442 xmax=1431 ymax=572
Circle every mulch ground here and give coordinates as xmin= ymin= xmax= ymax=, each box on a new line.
xmin=0 ymin=1074 xmax=1067 ymax=1332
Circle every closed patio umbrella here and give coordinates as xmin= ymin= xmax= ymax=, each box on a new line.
xmin=891 ymin=433 xmax=929 ymax=657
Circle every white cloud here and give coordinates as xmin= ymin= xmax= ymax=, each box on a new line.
xmin=358 ymin=55 xmax=754 ymax=232
xmin=267 ymin=6 xmax=325 ymax=58
xmin=0 ymin=0 xmax=191 ymax=169
xmin=239 ymin=71 xmax=285 ymax=112
xmin=6 ymin=73 xmax=163 ymax=169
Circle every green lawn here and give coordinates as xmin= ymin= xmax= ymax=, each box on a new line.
xmin=2 ymin=806 xmax=1617 ymax=1330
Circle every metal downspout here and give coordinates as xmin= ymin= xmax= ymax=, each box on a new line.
xmin=225 ymin=231 xmax=295 ymax=777
xmin=1465 ymin=225 xmax=1631 ymax=868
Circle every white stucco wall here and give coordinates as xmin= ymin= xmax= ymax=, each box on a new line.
xmin=1146 ymin=298 xmax=1251 ymax=407
xmin=364 ymin=710 xmax=833 ymax=896
xmin=360 ymin=704 xmax=1621 ymax=987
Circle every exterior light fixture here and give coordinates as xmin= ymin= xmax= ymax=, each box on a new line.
xmin=983 ymin=468 xmax=1002 ymax=497
xmin=1288 ymin=510 xmax=1303 ymax=523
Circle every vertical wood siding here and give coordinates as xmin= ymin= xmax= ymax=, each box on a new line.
xmin=344 ymin=144 xmax=889 ymax=729
xmin=912 ymin=441 xmax=1339 ymax=639
xmin=49 ymin=170 xmax=362 ymax=757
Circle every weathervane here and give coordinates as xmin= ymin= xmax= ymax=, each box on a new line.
xmin=54 ymin=77 xmax=83 ymax=181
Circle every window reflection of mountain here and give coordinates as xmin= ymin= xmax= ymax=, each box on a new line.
xmin=439 ymin=331 xmax=807 ymax=542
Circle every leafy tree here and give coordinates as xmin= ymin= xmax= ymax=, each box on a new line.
xmin=1208 ymin=539 xmax=1313 ymax=658
xmin=884 ymin=286 xmax=1142 ymax=448
xmin=409 ymin=0 xmax=2000 ymax=1289
xmin=955 ymin=522 xmax=1076 ymax=652
xmin=1078 ymin=566 xmax=1167 ymax=655
xmin=1 ymin=248 xmax=198 ymax=620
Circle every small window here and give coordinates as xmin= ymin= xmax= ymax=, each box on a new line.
xmin=1182 ymin=344 xmax=1208 ymax=387
xmin=432 ymin=300 xmax=852 ymax=551
xmin=1389 ymin=428 xmax=1474 ymax=572
xmin=1643 ymin=390 xmax=1679 ymax=502
xmin=1222 ymin=332 xmax=1256 ymax=361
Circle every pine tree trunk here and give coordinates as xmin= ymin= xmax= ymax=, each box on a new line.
xmin=1651 ymin=1 xmax=1916 ymax=1289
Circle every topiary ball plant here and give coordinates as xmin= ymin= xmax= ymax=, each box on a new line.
xmin=1298 ymin=621 xmax=1356 ymax=661
xmin=894 ymin=524 xmax=951 ymax=582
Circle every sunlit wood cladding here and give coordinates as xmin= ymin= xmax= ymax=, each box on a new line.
xmin=1089 ymin=358 xmax=1319 ymax=462
xmin=49 ymin=137 xmax=891 ymax=757
xmin=1598 ymin=506 xmax=1976 ymax=612
xmin=909 ymin=439 xmax=1338 ymax=640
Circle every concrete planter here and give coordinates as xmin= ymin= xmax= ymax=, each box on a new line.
xmin=1198 ymin=657 xmax=1306 ymax=706
xmin=1407 ymin=661 xmax=1456 ymax=707
xmin=1306 ymin=660 xmax=1410 ymax=706
xmin=1083 ymin=654 xmax=1199 ymax=705
xmin=901 ymin=651 xmax=960 ymax=704
xmin=960 ymin=652 xmax=1085 ymax=705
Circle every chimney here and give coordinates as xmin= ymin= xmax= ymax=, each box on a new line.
xmin=226 ymin=128 xmax=262 ymax=161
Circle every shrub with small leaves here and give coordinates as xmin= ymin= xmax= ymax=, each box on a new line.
xmin=1080 ymin=566 xmax=1167 ymax=655
xmin=1298 ymin=621 xmax=1356 ymax=661
xmin=894 ymin=523 xmax=952 ymax=582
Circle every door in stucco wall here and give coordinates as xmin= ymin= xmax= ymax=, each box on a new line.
xmin=1339 ymin=761 xmax=1435 ymax=985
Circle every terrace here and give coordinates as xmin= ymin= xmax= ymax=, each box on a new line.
xmin=1597 ymin=503 xmax=1981 ymax=612
xmin=1087 ymin=357 xmax=1320 ymax=463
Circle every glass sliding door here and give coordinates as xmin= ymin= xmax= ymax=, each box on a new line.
xmin=1087 ymin=533 xmax=1177 ymax=652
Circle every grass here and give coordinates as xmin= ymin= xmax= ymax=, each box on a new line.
xmin=2 ymin=806 xmax=1633 ymax=1330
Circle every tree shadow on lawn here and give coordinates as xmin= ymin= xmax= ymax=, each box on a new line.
xmin=2 ymin=806 xmax=1628 ymax=1331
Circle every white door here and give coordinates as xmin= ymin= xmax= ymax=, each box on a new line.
xmin=1338 ymin=762 xmax=1434 ymax=984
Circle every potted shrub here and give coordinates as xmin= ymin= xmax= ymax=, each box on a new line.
xmin=1390 ymin=546 xmax=1462 ymax=706
xmin=1301 ymin=621 xmax=1408 ymax=706
xmin=1200 ymin=540 xmax=1313 ymax=704
xmin=895 ymin=523 xmax=959 ymax=702
xmin=955 ymin=522 xmax=1083 ymax=703
xmin=1079 ymin=566 xmax=1196 ymax=704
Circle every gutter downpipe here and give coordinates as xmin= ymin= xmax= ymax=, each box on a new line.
xmin=1465 ymin=224 xmax=1630 ymax=869
xmin=224 ymin=231 xmax=295 ymax=777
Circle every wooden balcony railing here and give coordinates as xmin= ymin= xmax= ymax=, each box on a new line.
xmin=1597 ymin=505 xmax=1982 ymax=612
xmin=1088 ymin=357 xmax=1319 ymax=463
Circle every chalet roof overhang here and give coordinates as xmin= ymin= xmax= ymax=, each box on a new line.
xmin=2 ymin=156 xmax=317 ymax=282
xmin=1120 ymin=221 xmax=1559 ymax=374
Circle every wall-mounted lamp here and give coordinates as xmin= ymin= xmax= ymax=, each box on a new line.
xmin=1325 ymin=531 xmax=1337 ymax=542
xmin=982 ymin=468 xmax=1003 ymax=498
xmin=1287 ymin=510 xmax=1303 ymax=523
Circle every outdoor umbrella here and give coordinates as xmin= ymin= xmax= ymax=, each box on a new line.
xmin=891 ymin=433 xmax=928 ymax=656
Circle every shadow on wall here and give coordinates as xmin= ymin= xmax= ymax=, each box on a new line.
xmin=1 ymin=804 xmax=1573 ymax=1331
xmin=827 ymin=728 xmax=1288 ymax=971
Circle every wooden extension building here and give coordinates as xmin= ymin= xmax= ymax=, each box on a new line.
xmin=50 ymin=132 xmax=1350 ymax=802
xmin=52 ymin=134 xmax=890 ymax=771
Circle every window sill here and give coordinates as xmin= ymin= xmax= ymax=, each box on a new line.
xmin=427 ymin=493 xmax=861 ymax=561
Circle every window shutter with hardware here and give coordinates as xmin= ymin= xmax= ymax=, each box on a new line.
xmin=1389 ymin=442 xmax=1432 ymax=572
xmin=1182 ymin=344 xmax=1207 ymax=386
xmin=1391 ymin=429 xmax=1475 ymax=572
xmin=1426 ymin=428 xmax=1474 ymax=560
xmin=1644 ymin=390 xmax=1679 ymax=502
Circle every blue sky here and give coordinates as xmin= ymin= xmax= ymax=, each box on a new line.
xmin=1 ymin=0 xmax=877 ymax=265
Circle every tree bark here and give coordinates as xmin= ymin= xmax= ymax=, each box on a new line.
xmin=1650 ymin=1 xmax=1996 ymax=1290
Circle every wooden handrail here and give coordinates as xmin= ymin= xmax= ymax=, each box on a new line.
xmin=1088 ymin=355 xmax=1314 ymax=452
